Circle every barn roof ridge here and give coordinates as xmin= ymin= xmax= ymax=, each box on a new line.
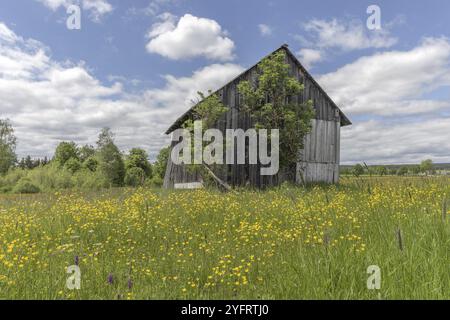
xmin=165 ymin=44 xmax=351 ymax=134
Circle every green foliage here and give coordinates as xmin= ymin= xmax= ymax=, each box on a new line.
xmin=125 ymin=167 xmax=146 ymax=187
xmin=97 ymin=128 xmax=125 ymax=187
xmin=0 ymin=118 xmax=17 ymax=174
xmin=64 ymin=157 xmax=82 ymax=173
xmin=153 ymin=147 xmax=170 ymax=179
xmin=397 ymin=166 xmax=409 ymax=176
xmin=237 ymin=50 xmax=314 ymax=169
xmin=126 ymin=148 xmax=152 ymax=177
xmin=146 ymin=175 xmax=163 ymax=187
xmin=78 ymin=144 xmax=96 ymax=162
xmin=97 ymin=127 xmax=115 ymax=148
xmin=83 ymin=156 xmax=98 ymax=172
xmin=190 ymin=91 xmax=229 ymax=128
xmin=72 ymin=169 xmax=109 ymax=190
xmin=420 ymin=159 xmax=434 ymax=175
xmin=182 ymin=92 xmax=229 ymax=176
xmin=54 ymin=142 xmax=79 ymax=167
xmin=411 ymin=165 xmax=421 ymax=175
xmin=376 ymin=166 xmax=387 ymax=176
xmin=13 ymin=178 xmax=40 ymax=194
xmin=352 ymin=164 xmax=365 ymax=177
xmin=0 ymin=128 xmax=175 ymax=193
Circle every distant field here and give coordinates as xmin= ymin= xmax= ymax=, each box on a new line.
xmin=0 ymin=176 xmax=449 ymax=299
xmin=341 ymin=163 xmax=450 ymax=171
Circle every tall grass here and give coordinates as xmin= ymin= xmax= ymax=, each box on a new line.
xmin=0 ymin=177 xmax=448 ymax=299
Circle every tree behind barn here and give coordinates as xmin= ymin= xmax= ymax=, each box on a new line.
xmin=97 ymin=128 xmax=125 ymax=187
xmin=0 ymin=119 xmax=17 ymax=174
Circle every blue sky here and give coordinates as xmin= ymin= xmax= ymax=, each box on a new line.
xmin=0 ymin=0 xmax=449 ymax=164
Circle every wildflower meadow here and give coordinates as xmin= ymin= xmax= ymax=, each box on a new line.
xmin=0 ymin=177 xmax=448 ymax=300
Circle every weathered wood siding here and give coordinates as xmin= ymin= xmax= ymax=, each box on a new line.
xmin=297 ymin=119 xmax=341 ymax=184
xmin=163 ymin=47 xmax=346 ymax=188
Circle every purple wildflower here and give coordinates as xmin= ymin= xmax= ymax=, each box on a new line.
xmin=107 ymin=273 xmax=114 ymax=285
xmin=128 ymin=278 xmax=133 ymax=290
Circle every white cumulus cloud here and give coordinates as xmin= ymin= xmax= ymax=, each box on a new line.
xmin=146 ymin=13 xmax=235 ymax=61
xmin=318 ymin=37 xmax=450 ymax=116
xmin=317 ymin=37 xmax=450 ymax=164
xmin=297 ymin=48 xmax=323 ymax=69
xmin=0 ymin=22 xmax=243 ymax=159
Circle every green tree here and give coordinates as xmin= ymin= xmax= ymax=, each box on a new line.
xmin=237 ymin=50 xmax=314 ymax=170
xmin=397 ymin=166 xmax=409 ymax=176
xmin=376 ymin=166 xmax=387 ymax=176
xmin=79 ymin=144 xmax=96 ymax=162
xmin=153 ymin=147 xmax=170 ymax=179
xmin=83 ymin=156 xmax=98 ymax=172
xmin=64 ymin=157 xmax=82 ymax=173
xmin=411 ymin=165 xmax=421 ymax=175
xmin=0 ymin=119 xmax=17 ymax=174
xmin=24 ymin=155 xmax=33 ymax=169
xmin=54 ymin=142 xmax=79 ymax=167
xmin=97 ymin=128 xmax=125 ymax=187
xmin=420 ymin=159 xmax=433 ymax=175
xmin=126 ymin=148 xmax=152 ymax=177
xmin=352 ymin=164 xmax=365 ymax=177
xmin=181 ymin=91 xmax=230 ymax=179
xmin=97 ymin=128 xmax=115 ymax=148
xmin=124 ymin=167 xmax=146 ymax=187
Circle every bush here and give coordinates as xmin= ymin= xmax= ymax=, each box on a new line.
xmin=146 ymin=175 xmax=163 ymax=188
xmin=13 ymin=178 xmax=40 ymax=194
xmin=83 ymin=157 xmax=98 ymax=172
xmin=72 ymin=169 xmax=109 ymax=190
xmin=26 ymin=164 xmax=74 ymax=191
xmin=125 ymin=167 xmax=146 ymax=187
xmin=64 ymin=157 xmax=82 ymax=173
xmin=0 ymin=186 xmax=12 ymax=193
xmin=352 ymin=164 xmax=365 ymax=177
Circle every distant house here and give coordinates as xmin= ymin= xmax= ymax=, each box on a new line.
xmin=163 ymin=45 xmax=351 ymax=189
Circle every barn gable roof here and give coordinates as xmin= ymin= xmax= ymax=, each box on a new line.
xmin=165 ymin=44 xmax=351 ymax=134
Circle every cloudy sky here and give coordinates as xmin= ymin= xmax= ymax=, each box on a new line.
xmin=0 ymin=0 xmax=449 ymax=164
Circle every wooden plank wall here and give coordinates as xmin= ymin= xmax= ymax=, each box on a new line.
xmin=164 ymin=51 xmax=342 ymax=188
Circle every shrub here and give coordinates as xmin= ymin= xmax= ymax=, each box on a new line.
xmin=125 ymin=167 xmax=146 ymax=187
xmin=83 ymin=156 xmax=98 ymax=172
xmin=0 ymin=186 xmax=12 ymax=193
xmin=71 ymin=170 xmax=108 ymax=190
xmin=64 ymin=157 xmax=82 ymax=173
xmin=352 ymin=164 xmax=365 ymax=177
xmin=146 ymin=175 xmax=163 ymax=188
xmin=13 ymin=178 xmax=40 ymax=194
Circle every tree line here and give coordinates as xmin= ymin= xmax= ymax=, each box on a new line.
xmin=0 ymin=119 xmax=169 ymax=194
xmin=341 ymin=160 xmax=437 ymax=177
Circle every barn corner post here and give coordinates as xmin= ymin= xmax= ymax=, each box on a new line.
xmin=163 ymin=44 xmax=351 ymax=189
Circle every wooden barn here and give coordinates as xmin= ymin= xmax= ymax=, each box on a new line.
xmin=163 ymin=44 xmax=351 ymax=189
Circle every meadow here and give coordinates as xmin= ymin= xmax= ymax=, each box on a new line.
xmin=0 ymin=176 xmax=448 ymax=300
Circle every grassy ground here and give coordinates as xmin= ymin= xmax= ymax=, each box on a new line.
xmin=0 ymin=176 xmax=448 ymax=300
